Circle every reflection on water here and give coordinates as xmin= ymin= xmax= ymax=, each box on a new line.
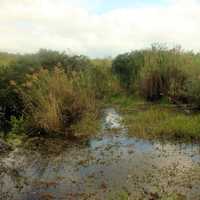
xmin=1 ymin=108 xmax=200 ymax=200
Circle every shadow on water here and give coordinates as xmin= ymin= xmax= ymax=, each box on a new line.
xmin=1 ymin=108 xmax=200 ymax=199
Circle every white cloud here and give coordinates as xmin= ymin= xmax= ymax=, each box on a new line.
xmin=0 ymin=0 xmax=200 ymax=57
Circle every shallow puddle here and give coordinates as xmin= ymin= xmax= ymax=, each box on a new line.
xmin=1 ymin=108 xmax=200 ymax=200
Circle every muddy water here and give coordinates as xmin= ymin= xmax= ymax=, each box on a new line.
xmin=1 ymin=108 xmax=200 ymax=200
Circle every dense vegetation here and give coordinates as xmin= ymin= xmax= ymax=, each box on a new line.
xmin=0 ymin=49 xmax=119 ymax=140
xmin=112 ymin=45 xmax=200 ymax=104
xmin=1 ymin=44 xmax=200 ymax=142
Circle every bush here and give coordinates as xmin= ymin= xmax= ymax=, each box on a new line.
xmin=0 ymin=65 xmax=24 ymax=132
xmin=112 ymin=51 xmax=143 ymax=92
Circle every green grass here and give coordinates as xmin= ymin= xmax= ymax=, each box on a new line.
xmin=71 ymin=112 xmax=101 ymax=138
xmin=108 ymin=190 xmax=129 ymax=200
xmin=104 ymin=94 xmax=146 ymax=111
xmin=5 ymin=133 xmax=24 ymax=147
xmin=124 ymin=105 xmax=200 ymax=140
xmin=161 ymin=193 xmax=186 ymax=200
xmin=106 ymin=95 xmax=200 ymax=141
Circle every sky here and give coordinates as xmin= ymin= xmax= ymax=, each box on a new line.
xmin=0 ymin=0 xmax=200 ymax=57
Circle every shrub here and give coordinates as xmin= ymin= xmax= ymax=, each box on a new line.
xmin=112 ymin=51 xmax=143 ymax=92
xmin=0 ymin=65 xmax=24 ymax=132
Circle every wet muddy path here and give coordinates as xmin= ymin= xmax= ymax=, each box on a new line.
xmin=1 ymin=108 xmax=200 ymax=200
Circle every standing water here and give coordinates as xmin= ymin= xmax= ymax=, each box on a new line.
xmin=1 ymin=108 xmax=200 ymax=199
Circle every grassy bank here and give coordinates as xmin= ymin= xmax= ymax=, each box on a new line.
xmin=108 ymin=95 xmax=200 ymax=141
xmin=125 ymin=106 xmax=200 ymax=140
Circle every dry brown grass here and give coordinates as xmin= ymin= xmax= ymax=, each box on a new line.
xmin=20 ymin=67 xmax=97 ymax=135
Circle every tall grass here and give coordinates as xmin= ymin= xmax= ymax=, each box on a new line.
xmin=113 ymin=45 xmax=200 ymax=107
xmin=20 ymin=67 xmax=97 ymax=136
xmin=125 ymin=106 xmax=200 ymax=140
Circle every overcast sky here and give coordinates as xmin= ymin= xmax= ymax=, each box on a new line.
xmin=0 ymin=0 xmax=200 ymax=57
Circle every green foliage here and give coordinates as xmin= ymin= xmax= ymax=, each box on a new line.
xmin=5 ymin=49 xmax=90 ymax=84
xmin=161 ymin=193 xmax=186 ymax=200
xmin=124 ymin=105 xmax=200 ymax=140
xmin=105 ymin=93 xmax=145 ymax=111
xmin=86 ymin=65 xmax=121 ymax=99
xmin=0 ymin=52 xmax=17 ymax=65
xmin=112 ymin=44 xmax=200 ymax=105
xmin=2 ymin=45 xmax=200 ymax=139
xmin=2 ymin=116 xmax=26 ymax=146
xmin=0 ymin=50 xmax=93 ymax=134
xmin=36 ymin=49 xmax=91 ymax=72
xmin=186 ymin=78 xmax=200 ymax=108
xmin=0 ymin=64 xmax=24 ymax=132
xmin=138 ymin=45 xmax=188 ymax=101
xmin=112 ymin=51 xmax=143 ymax=92
xmin=0 ymin=48 xmax=120 ymax=137
xmin=108 ymin=191 xmax=129 ymax=200
xmin=10 ymin=116 xmax=25 ymax=135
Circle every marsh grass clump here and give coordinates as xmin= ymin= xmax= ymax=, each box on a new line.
xmin=112 ymin=44 xmax=200 ymax=107
xmin=139 ymin=65 xmax=187 ymax=102
xmin=124 ymin=106 xmax=200 ymax=140
xmin=20 ymin=67 xmax=98 ymax=136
